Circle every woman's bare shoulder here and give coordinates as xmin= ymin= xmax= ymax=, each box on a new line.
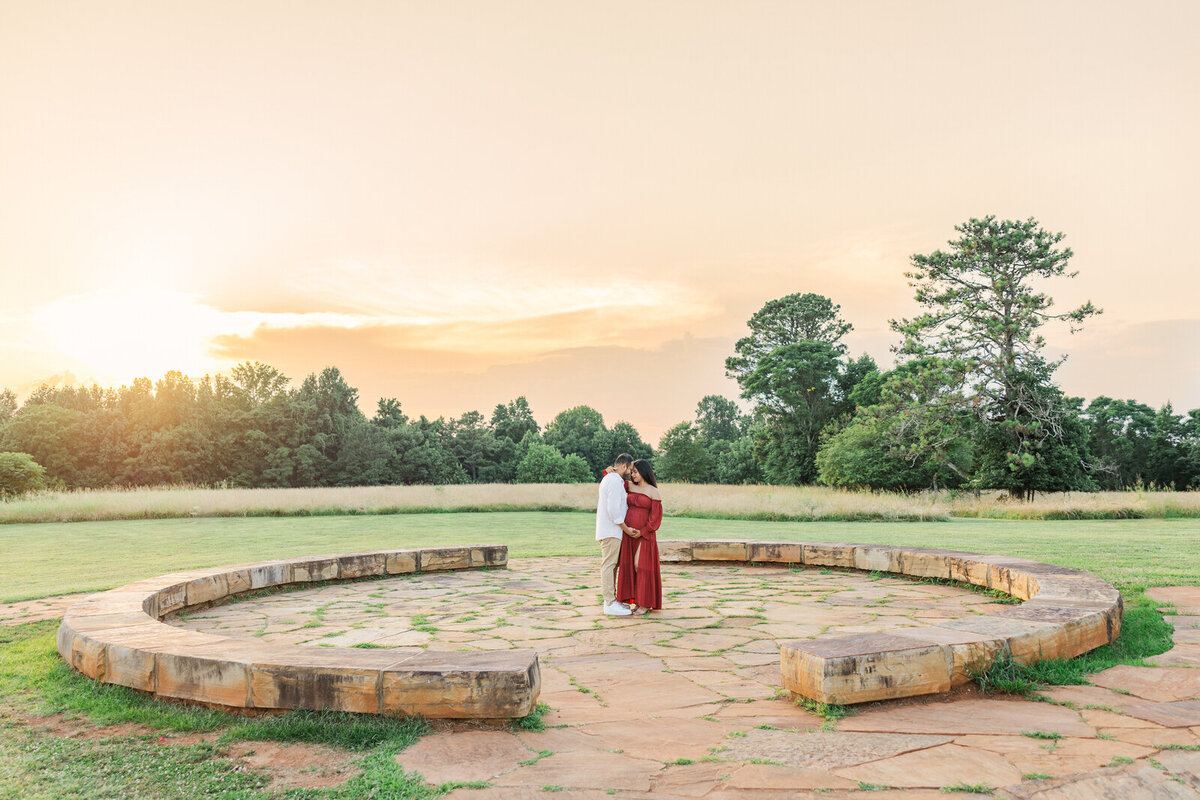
xmin=646 ymin=486 xmax=663 ymax=501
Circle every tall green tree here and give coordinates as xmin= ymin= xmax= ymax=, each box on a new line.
xmin=490 ymin=397 xmax=539 ymax=443
xmin=0 ymin=452 xmax=46 ymax=498
xmin=694 ymin=395 xmax=746 ymax=445
xmin=892 ymin=216 xmax=1101 ymax=498
xmin=657 ymin=422 xmax=714 ymax=483
xmin=740 ymin=340 xmax=842 ymax=484
xmin=0 ymin=389 xmax=19 ymax=423
xmin=543 ymin=405 xmax=611 ymax=475
xmin=725 ymin=292 xmax=853 ymax=384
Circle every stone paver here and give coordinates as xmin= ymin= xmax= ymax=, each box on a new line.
xmin=161 ymin=563 xmax=1200 ymax=797
xmin=833 ymin=742 xmax=1024 ymax=788
xmin=717 ymin=729 xmax=953 ymax=769
xmin=997 ymin=764 xmax=1200 ymax=799
xmin=1148 ymin=587 xmax=1200 ymax=616
xmin=0 ymin=593 xmax=90 ymax=626
xmin=1157 ymin=750 xmax=1200 ymax=792
xmin=839 ymin=697 xmax=1095 ymax=737
xmin=393 ymin=730 xmax=533 ymax=784
xmin=1092 ymin=665 xmax=1200 ymax=702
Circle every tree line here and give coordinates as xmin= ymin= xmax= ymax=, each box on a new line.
xmin=2 ymin=216 xmax=1197 ymax=498
xmin=655 ymin=217 xmax=1200 ymax=497
xmin=0 ymin=366 xmax=652 ymax=495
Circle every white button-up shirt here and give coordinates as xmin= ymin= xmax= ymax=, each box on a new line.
xmin=595 ymin=470 xmax=627 ymax=541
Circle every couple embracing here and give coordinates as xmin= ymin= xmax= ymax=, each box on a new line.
xmin=596 ymin=453 xmax=663 ymax=617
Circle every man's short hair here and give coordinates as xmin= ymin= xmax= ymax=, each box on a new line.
xmin=614 ymin=453 xmax=634 ymax=466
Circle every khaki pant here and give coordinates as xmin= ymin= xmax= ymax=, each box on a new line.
xmin=599 ymin=537 xmax=621 ymax=605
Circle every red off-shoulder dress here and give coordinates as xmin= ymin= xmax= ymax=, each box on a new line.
xmin=617 ymin=482 xmax=663 ymax=610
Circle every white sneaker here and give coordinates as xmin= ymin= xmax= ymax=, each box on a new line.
xmin=603 ymin=602 xmax=632 ymax=616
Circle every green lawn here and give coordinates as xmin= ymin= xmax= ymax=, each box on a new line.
xmin=1 ymin=511 xmax=1193 ymax=797
xmin=2 ymin=512 xmax=1196 ymax=602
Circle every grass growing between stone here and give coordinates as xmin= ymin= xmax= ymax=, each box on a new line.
xmin=967 ymin=593 xmax=1174 ymax=697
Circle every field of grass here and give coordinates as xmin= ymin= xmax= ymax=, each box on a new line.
xmin=2 ymin=483 xmax=1197 ymax=526
xmin=2 ymin=512 xmax=1197 ymax=603
xmin=1 ymin=508 xmax=1194 ymax=797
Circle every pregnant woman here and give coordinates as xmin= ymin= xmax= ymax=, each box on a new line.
xmin=617 ymin=458 xmax=663 ymax=615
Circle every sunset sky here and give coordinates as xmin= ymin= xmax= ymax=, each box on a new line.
xmin=2 ymin=1 xmax=1197 ymax=441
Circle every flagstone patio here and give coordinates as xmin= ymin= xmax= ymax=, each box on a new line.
xmin=168 ymin=557 xmax=1200 ymax=799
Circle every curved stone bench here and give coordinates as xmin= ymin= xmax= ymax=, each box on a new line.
xmin=57 ymin=545 xmax=540 ymax=719
xmin=59 ymin=539 xmax=1121 ymax=714
xmin=657 ymin=539 xmax=1123 ymax=705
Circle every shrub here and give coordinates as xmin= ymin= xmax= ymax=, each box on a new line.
xmin=0 ymin=452 xmax=46 ymax=499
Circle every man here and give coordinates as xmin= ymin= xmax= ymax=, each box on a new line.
xmin=597 ymin=453 xmax=638 ymax=616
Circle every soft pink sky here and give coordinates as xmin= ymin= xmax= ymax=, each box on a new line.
xmin=2 ymin=1 xmax=1197 ymax=441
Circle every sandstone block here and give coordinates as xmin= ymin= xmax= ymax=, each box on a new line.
xmin=780 ymin=633 xmax=952 ymax=704
xmin=895 ymin=549 xmax=951 ymax=579
xmin=990 ymin=603 xmax=1116 ymax=658
xmin=225 ymin=569 xmax=252 ymax=596
xmin=150 ymin=582 xmax=188 ymax=617
xmin=749 ymin=541 xmax=805 ymax=565
xmin=947 ymin=558 xmax=993 ymax=589
xmin=889 ymin=625 xmax=1007 ymax=685
xmin=57 ymin=624 xmax=101 ymax=680
xmin=155 ymin=639 xmax=269 ymax=706
xmin=469 ymin=545 xmax=507 ymax=568
xmin=853 ymin=546 xmax=900 ymax=573
xmin=801 ymin=543 xmax=855 ymax=568
xmin=185 ymin=573 xmax=230 ymax=607
xmin=249 ymin=647 xmax=409 ymax=713
xmin=938 ymin=615 xmax=1062 ymax=664
xmin=386 ymin=550 xmax=420 ymax=574
xmin=247 ymin=563 xmax=290 ymax=590
xmin=658 ymin=540 xmax=693 ymax=562
xmin=337 ymin=553 xmax=387 ymax=579
xmin=382 ymin=650 xmax=540 ymax=718
xmin=102 ymin=624 xmax=215 ymax=692
xmin=288 ymin=557 xmax=339 ymax=583
xmin=421 ymin=547 xmax=473 ymax=572
xmin=692 ymin=540 xmax=750 ymax=562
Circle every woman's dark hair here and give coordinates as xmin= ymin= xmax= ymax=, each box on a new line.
xmin=632 ymin=459 xmax=658 ymax=488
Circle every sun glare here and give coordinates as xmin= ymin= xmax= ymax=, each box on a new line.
xmin=33 ymin=290 xmax=228 ymax=383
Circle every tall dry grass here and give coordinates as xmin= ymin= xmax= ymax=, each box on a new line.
xmin=0 ymin=483 xmax=946 ymax=524
xmin=0 ymin=483 xmax=1195 ymax=525
xmin=940 ymin=489 xmax=1200 ymax=520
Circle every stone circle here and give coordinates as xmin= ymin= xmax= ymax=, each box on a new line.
xmin=57 ymin=539 xmax=1122 ymax=717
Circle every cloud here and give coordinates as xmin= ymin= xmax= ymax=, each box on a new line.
xmin=1051 ymin=318 xmax=1200 ymax=411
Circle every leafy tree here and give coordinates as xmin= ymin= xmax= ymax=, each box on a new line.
xmin=1083 ymin=397 xmax=1157 ymax=489
xmin=694 ymin=395 xmax=746 ymax=445
xmin=816 ymin=363 xmax=975 ymax=492
xmin=740 ymin=341 xmax=842 ymax=483
xmin=490 ymin=397 xmax=539 ymax=443
xmin=295 ymin=367 xmax=365 ymax=474
xmin=0 ymin=452 xmax=46 ymax=499
xmin=447 ymin=410 xmax=502 ymax=482
xmin=893 ymin=216 xmax=1101 ymax=498
xmin=657 ymin=422 xmax=714 ymax=483
xmin=607 ymin=421 xmax=654 ymax=464
xmin=561 ymin=454 xmax=593 ymax=483
xmin=543 ymin=406 xmax=611 ymax=475
xmin=515 ymin=442 xmax=590 ymax=483
xmin=230 ymin=361 xmax=290 ymax=406
xmin=816 ymin=418 xmax=947 ymax=491
xmin=725 ymin=292 xmax=853 ymax=386
xmin=715 ymin=435 xmax=763 ymax=484
xmin=0 ymin=389 xmax=19 ymax=423
xmin=372 ymin=398 xmax=409 ymax=429
xmin=0 ymin=404 xmax=81 ymax=487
